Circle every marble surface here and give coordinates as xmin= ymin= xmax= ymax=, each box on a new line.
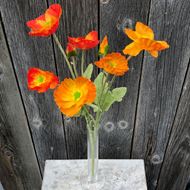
xmin=42 ymin=160 xmax=147 ymax=190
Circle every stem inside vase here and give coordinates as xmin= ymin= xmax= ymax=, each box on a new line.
xmin=87 ymin=127 xmax=99 ymax=183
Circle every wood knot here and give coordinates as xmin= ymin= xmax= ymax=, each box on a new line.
xmin=116 ymin=17 xmax=134 ymax=32
xmin=151 ymin=154 xmax=162 ymax=165
xmin=117 ymin=120 xmax=129 ymax=129
xmin=100 ymin=0 xmax=110 ymax=4
xmin=103 ymin=121 xmax=115 ymax=132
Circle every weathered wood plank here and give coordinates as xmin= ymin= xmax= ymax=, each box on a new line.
xmin=156 ymin=62 xmax=190 ymax=190
xmin=99 ymin=0 xmax=151 ymax=158
xmin=0 ymin=0 xmax=67 ymax=172
xmin=132 ymin=0 xmax=190 ymax=189
xmin=48 ymin=0 xmax=98 ymax=159
xmin=0 ymin=16 xmax=41 ymax=190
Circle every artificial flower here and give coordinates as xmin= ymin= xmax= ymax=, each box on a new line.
xmin=26 ymin=4 xmax=62 ymax=37
xmin=68 ymin=31 xmax=99 ymax=50
xmin=54 ymin=77 xmax=96 ymax=117
xmin=99 ymin=35 xmax=109 ymax=56
xmin=27 ymin=68 xmax=59 ymax=93
xmin=123 ymin=22 xmax=169 ymax=57
xmin=95 ymin=53 xmax=129 ymax=76
xmin=66 ymin=43 xmax=77 ymax=58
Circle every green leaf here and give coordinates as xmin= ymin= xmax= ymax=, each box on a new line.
xmin=101 ymin=91 xmax=115 ymax=111
xmin=83 ymin=64 xmax=93 ymax=79
xmin=94 ymin=72 xmax=108 ymax=104
xmin=112 ymin=87 xmax=127 ymax=102
xmin=101 ymin=87 xmax=127 ymax=112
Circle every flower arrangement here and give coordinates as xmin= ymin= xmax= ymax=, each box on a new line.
xmin=26 ymin=4 xmax=169 ymax=183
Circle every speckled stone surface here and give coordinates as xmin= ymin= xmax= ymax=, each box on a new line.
xmin=42 ymin=160 xmax=147 ymax=190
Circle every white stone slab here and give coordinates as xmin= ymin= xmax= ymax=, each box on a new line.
xmin=42 ymin=160 xmax=147 ymax=190
xmin=0 ymin=183 xmax=4 ymax=190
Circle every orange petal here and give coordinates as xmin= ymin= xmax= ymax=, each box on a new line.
xmin=155 ymin=41 xmax=170 ymax=50
xmin=59 ymin=104 xmax=82 ymax=117
xmin=85 ymin=31 xmax=98 ymax=41
xmin=45 ymin=4 xmax=62 ymax=18
xmin=124 ymin=29 xmax=139 ymax=41
xmin=99 ymin=35 xmax=109 ymax=55
xmin=135 ymin=22 xmax=154 ymax=40
xmin=123 ymin=42 xmax=142 ymax=56
xmin=148 ymin=50 xmax=158 ymax=57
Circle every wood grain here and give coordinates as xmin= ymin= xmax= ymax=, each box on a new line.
xmin=99 ymin=0 xmax=151 ymax=158
xmin=0 ymin=16 xmax=41 ymax=190
xmin=156 ymin=62 xmax=190 ymax=190
xmin=48 ymin=0 xmax=98 ymax=159
xmin=132 ymin=0 xmax=190 ymax=189
xmin=0 ymin=0 xmax=67 ymax=172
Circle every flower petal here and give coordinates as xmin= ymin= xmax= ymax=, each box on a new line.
xmin=95 ymin=53 xmax=129 ymax=76
xmin=27 ymin=68 xmax=59 ymax=93
xmin=124 ymin=29 xmax=139 ymax=41
xmin=123 ymin=42 xmax=142 ymax=56
xmin=148 ymin=50 xmax=158 ymax=57
xmin=26 ymin=4 xmax=62 ymax=37
xmin=135 ymin=22 xmax=154 ymax=40
xmin=54 ymin=77 xmax=96 ymax=117
xmin=85 ymin=31 xmax=98 ymax=41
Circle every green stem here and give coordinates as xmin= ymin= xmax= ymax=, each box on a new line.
xmin=89 ymin=130 xmax=96 ymax=178
xmin=98 ymin=73 xmax=108 ymax=107
xmin=53 ymin=34 xmax=75 ymax=78
xmin=81 ymin=51 xmax=85 ymax=75
xmin=72 ymin=57 xmax=78 ymax=77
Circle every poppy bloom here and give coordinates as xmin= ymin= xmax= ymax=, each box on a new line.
xmin=26 ymin=4 xmax=62 ymax=37
xmin=68 ymin=31 xmax=99 ymax=50
xmin=123 ymin=22 xmax=169 ymax=57
xmin=95 ymin=53 xmax=129 ymax=76
xmin=99 ymin=35 xmax=109 ymax=56
xmin=54 ymin=77 xmax=96 ymax=117
xmin=66 ymin=43 xmax=77 ymax=58
xmin=28 ymin=68 xmax=59 ymax=93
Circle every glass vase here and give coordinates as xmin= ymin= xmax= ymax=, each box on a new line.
xmin=80 ymin=118 xmax=105 ymax=189
xmin=87 ymin=126 xmax=99 ymax=183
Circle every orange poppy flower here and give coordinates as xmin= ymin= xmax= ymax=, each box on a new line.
xmin=28 ymin=68 xmax=59 ymax=93
xmin=123 ymin=22 xmax=169 ymax=57
xmin=66 ymin=43 xmax=77 ymax=58
xmin=68 ymin=31 xmax=99 ymax=50
xmin=99 ymin=35 xmax=109 ymax=56
xmin=54 ymin=77 xmax=96 ymax=117
xmin=26 ymin=4 xmax=62 ymax=37
xmin=95 ymin=53 xmax=129 ymax=76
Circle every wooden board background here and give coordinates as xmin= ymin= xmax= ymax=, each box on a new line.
xmin=0 ymin=0 xmax=190 ymax=189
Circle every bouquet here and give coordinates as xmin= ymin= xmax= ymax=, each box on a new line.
xmin=26 ymin=4 xmax=169 ymax=183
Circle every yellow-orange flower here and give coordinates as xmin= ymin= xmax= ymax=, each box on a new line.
xmin=27 ymin=68 xmax=59 ymax=93
xmin=54 ymin=77 xmax=96 ymax=117
xmin=99 ymin=35 xmax=108 ymax=56
xmin=123 ymin=22 xmax=169 ymax=57
xmin=95 ymin=53 xmax=129 ymax=76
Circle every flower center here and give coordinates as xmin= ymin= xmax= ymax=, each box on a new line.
xmin=45 ymin=20 xmax=52 ymax=26
xmin=74 ymin=91 xmax=81 ymax=101
xmin=37 ymin=75 xmax=45 ymax=83
xmin=108 ymin=61 xmax=116 ymax=67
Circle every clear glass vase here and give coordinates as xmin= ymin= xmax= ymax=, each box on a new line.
xmin=80 ymin=118 xmax=105 ymax=189
xmin=87 ymin=127 xmax=99 ymax=183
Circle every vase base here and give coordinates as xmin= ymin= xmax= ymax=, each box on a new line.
xmin=80 ymin=169 xmax=105 ymax=190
